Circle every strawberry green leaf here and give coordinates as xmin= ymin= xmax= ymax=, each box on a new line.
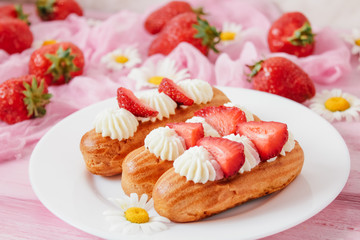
xmin=36 ymin=0 xmax=56 ymax=20
xmin=22 ymin=77 xmax=52 ymax=118
xmin=193 ymin=16 xmax=221 ymax=53
xmin=14 ymin=4 xmax=30 ymax=25
xmin=246 ymin=60 xmax=264 ymax=81
xmin=287 ymin=22 xmax=315 ymax=46
xmin=45 ymin=47 xmax=80 ymax=84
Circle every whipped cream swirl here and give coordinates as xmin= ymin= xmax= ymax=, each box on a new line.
xmin=138 ymin=92 xmax=177 ymax=122
xmin=186 ymin=116 xmax=220 ymax=137
xmin=94 ymin=108 xmax=139 ymax=141
xmin=145 ymin=127 xmax=185 ymax=161
xmin=223 ymin=134 xmax=260 ymax=173
xmin=178 ymin=79 xmax=213 ymax=104
xmin=174 ymin=146 xmax=217 ymax=184
xmin=267 ymin=130 xmax=296 ymax=162
xmin=223 ymin=102 xmax=254 ymax=121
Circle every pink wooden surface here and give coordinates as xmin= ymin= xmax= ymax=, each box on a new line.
xmin=1 ymin=82 xmax=360 ymax=240
xmin=1 ymin=2 xmax=360 ymax=240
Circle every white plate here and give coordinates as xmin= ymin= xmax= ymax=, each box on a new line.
xmin=29 ymin=87 xmax=350 ymax=240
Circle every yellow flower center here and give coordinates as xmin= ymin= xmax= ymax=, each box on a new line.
xmin=324 ymin=97 xmax=350 ymax=112
xmin=125 ymin=207 xmax=149 ymax=224
xmin=148 ymin=76 xmax=164 ymax=85
xmin=115 ymin=55 xmax=129 ymax=64
xmin=42 ymin=39 xmax=57 ymax=46
xmin=355 ymin=38 xmax=360 ymax=46
xmin=220 ymin=32 xmax=236 ymax=41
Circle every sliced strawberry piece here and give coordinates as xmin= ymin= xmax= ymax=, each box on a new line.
xmin=197 ymin=137 xmax=245 ymax=178
xmin=158 ymin=78 xmax=194 ymax=106
xmin=236 ymin=121 xmax=288 ymax=161
xmin=117 ymin=87 xmax=158 ymax=117
xmin=194 ymin=106 xmax=246 ymax=136
xmin=167 ymin=122 xmax=204 ymax=149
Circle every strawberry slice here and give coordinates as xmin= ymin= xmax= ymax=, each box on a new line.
xmin=197 ymin=137 xmax=245 ymax=178
xmin=117 ymin=87 xmax=158 ymax=117
xmin=194 ymin=106 xmax=246 ymax=136
xmin=167 ymin=122 xmax=204 ymax=149
xmin=236 ymin=121 xmax=288 ymax=161
xmin=158 ymin=78 xmax=194 ymax=106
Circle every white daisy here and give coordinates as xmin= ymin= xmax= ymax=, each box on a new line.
xmin=309 ymin=89 xmax=360 ymax=122
xmin=128 ymin=58 xmax=190 ymax=89
xmin=101 ymin=46 xmax=142 ymax=71
xmin=220 ymin=22 xmax=243 ymax=46
xmin=103 ymin=193 xmax=170 ymax=234
xmin=344 ymin=28 xmax=360 ymax=55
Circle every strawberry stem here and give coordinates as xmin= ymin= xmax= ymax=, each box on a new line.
xmin=246 ymin=60 xmax=264 ymax=81
xmin=45 ymin=46 xmax=80 ymax=84
xmin=193 ymin=16 xmax=221 ymax=53
xmin=36 ymin=0 xmax=56 ymax=20
xmin=22 ymin=77 xmax=52 ymax=118
xmin=14 ymin=4 xmax=30 ymax=25
xmin=192 ymin=7 xmax=206 ymax=16
xmin=287 ymin=22 xmax=315 ymax=46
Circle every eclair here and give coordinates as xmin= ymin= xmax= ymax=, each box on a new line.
xmin=121 ymin=104 xmax=260 ymax=197
xmin=80 ymin=78 xmax=230 ymax=176
xmin=152 ymin=121 xmax=304 ymax=223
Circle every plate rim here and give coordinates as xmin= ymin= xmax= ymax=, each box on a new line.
xmin=29 ymin=86 xmax=351 ymax=240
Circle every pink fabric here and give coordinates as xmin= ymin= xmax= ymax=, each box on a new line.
xmin=214 ymin=41 xmax=259 ymax=88
xmin=86 ymin=11 xmax=153 ymax=66
xmin=214 ymin=28 xmax=351 ymax=87
xmin=188 ymin=0 xmax=281 ymax=30
xmin=30 ymin=15 xmax=92 ymax=51
xmin=168 ymin=43 xmax=215 ymax=84
xmin=271 ymin=28 xmax=352 ymax=84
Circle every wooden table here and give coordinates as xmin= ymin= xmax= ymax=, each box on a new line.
xmin=1 ymin=1 xmax=360 ymax=239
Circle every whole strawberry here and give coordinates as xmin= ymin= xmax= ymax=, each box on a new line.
xmin=0 ymin=4 xmax=30 ymax=25
xmin=0 ymin=75 xmax=52 ymax=124
xmin=29 ymin=42 xmax=84 ymax=85
xmin=248 ymin=57 xmax=315 ymax=103
xmin=0 ymin=18 xmax=33 ymax=54
xmin=36 ymin=0 xmax=83 ymax=21
xmin=148 ymin=12 xmax=220 ymax=56
xmin=145 ymin=1 xmax=195 ymax=34
xmin=268 ymin=12 xmax=315 ymax=57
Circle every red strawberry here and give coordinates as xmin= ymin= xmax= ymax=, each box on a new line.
xmin=148 ymin=12 xmax=220 ymax=56
xmin=0 ymin=75 xmax=52 ymax=124
xmin=0 ymin=4 xmax=30 ymax=25
xmin=145 ymin=1 xmax=193 ymax=34
xmin=158 ymin=78 xmax=194 ymax=105
xmin=268 ymin=12 xmax=315 ymax=57
xmin=236 ymin=121 xmax=288 ymax=161
xmin=194 ymin=106 xmax=246 ymax=136
xmin=117 ymin=87 xmax=158 ymax=117
xmin=167 ymin=122 xmax=204 ymax=148
xmin=0 ymin=18 xmax=33 ymax=54
xmin=248 ymin=57 xmax=315 ymax=103
xmin=29 ymin=42 xmax=84 ymax=85
xmin=197 ymin=137 xmax=245 ymax=178
xmin=36 ymin=0 xmax=83 ymax=21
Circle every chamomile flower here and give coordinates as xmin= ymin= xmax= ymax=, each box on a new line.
xmin=309 ymin=89 xmax=360 ymax=122
xmin=344 ymin=28 xmax=360 ymax=55
xmin=103 ymin=193 xmax=170 ymax=234
xmin=101 ymin=46 xmax=142 ymax=71
xmin=220 ymin=22 xmax=243 ymax=46
xmin=32 ymin=39 xmax=58 ymax=49
xmin=128 ymin=58 xmax=190 ymax=89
